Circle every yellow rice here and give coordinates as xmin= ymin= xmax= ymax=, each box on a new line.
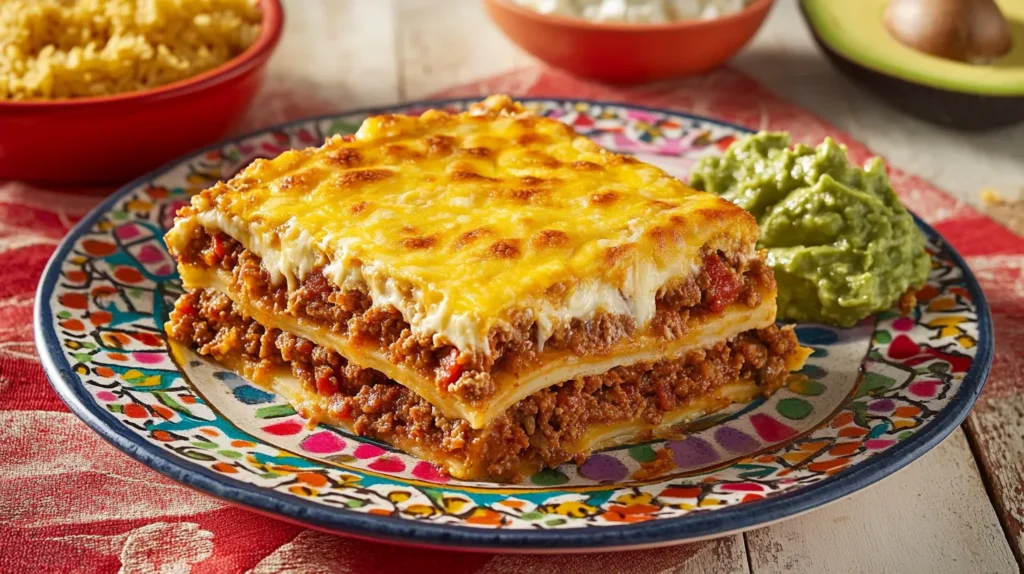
xmin=0 ymin=0 xmax=262 ymax=100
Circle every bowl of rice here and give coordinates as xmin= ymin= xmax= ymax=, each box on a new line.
xmin=0 ymin=0 xmax=283 ymax=184
xmin=483 ymin=0 xmax=774 ymax=83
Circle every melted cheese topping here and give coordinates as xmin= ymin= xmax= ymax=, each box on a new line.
xmin=165 ymin=95 xmax=759 ymax=353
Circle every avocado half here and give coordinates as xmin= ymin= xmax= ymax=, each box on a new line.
xmin=800 ymin=0 xmax=1024 ymax=130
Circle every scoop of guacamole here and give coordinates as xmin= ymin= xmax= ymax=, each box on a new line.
xmin=690 ymin=132 xmax=930 ymax=328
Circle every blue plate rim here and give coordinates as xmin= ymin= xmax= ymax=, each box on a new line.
xmin=34 ymin=97 xmax=994 ymax=552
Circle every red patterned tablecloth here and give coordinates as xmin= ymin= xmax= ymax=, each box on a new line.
xmin=2 ymin=66 xmax=1021 ymax=573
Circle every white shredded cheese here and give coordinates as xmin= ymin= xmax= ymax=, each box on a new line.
xmin=512 ymin=0 xmax=752 ymax=22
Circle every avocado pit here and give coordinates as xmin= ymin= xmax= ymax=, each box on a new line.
xmin=884 ymin=0 xmax=1012 ymax=63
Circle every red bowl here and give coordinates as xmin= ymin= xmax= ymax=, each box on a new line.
xmin=0 ymin=0 xmax=283 ymax=185
xmin=483 ymin=0 xmax=774 ymax=83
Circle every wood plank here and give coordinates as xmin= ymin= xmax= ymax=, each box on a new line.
xmin=967 ymin=403 xmax=1024 ymax=569
xmin=394 ymin=0 xmax=532 ymax=100
xmin=476 ymin=535 xmax=751 ymax=574
xmin=242 ymin=0 xmax=400 ymax=130
xmin=745 ymin=429 xmax=1018 ymax=574
xmin=968 ymin=199 xmax=1024 ymax=568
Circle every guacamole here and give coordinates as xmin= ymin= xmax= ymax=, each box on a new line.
xmin=690 ymin=132 xmax=930 ymax=327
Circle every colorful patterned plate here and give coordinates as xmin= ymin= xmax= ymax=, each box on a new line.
xmin=36 ymin=99 xmax=992 ymax=552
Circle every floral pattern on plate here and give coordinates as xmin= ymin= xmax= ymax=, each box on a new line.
xmin=38 ymin=99 xmax=988 ymax=542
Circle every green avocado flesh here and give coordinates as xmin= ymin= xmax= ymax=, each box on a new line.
xmin=690 ymin=132 xmax=931 ymax=328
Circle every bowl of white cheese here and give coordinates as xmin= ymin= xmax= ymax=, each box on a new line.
xmin=483 ymin=0 xmax=773 ymax=82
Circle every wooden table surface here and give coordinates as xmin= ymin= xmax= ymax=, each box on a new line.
xmin=261 ymin=1 xmax=1024 ymax=572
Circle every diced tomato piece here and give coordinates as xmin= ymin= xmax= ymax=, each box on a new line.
xmin=213 ymin=234 xmax=227 ymax=259
xmin=316 ymin=374 xmax=338 ymax=396
xmin=436 ymin=348 xmax=464 ymax=392
xmin=303 ymin=271 xmax=332 ymax=297
xmin=176 ymin=302 xmax=197 ymax=316
xmin=715 ymin=135 xmax=737 ymax=151
xmin=704 ymin=252 xmax=742 ymax=313
xmin=336 ymin=402 xmax=353 ymax=421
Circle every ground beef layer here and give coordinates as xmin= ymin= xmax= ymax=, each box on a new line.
xmin=172 ymin=228 xmax=776 ymax=405
xmin=167 ymin=288 xmax=800 ymax=482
